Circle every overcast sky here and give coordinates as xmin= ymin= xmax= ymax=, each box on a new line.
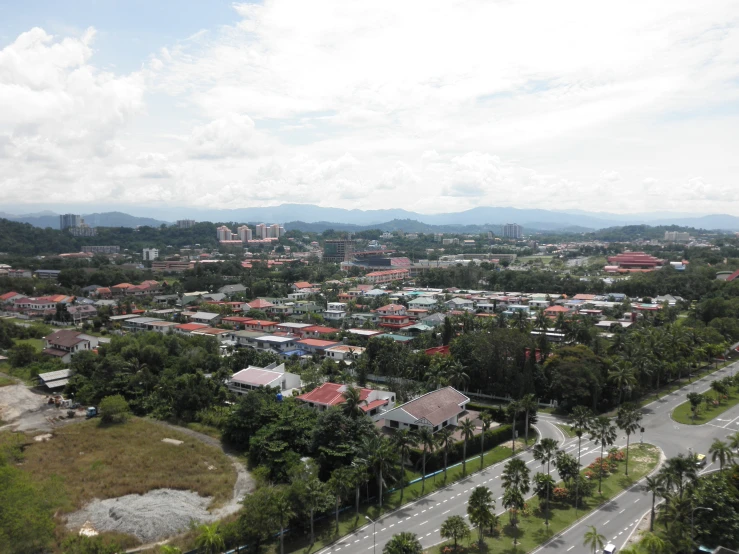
xmin=1 ymin=0 xmax=738 ymax=215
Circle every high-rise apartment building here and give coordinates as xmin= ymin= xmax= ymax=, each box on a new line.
xmin=60 ymin=214 xmax=82 ymax=230
xmin=503 ymin=223 xmax=523 ymax=239
xmin=68 ymin=222 xmax=96 ymax=237
xmin=216 ymin=225 xmax=234 ymax=241
xmin=255 ymin=223 xmax=267 ymax=239
xmin=237 ymin=225 xmax=253 ymax=242
xmin=177 ymin=219 xmax=195 ymax=229
xmin=664 ymin=231 xmax=690 ymax=243
xmin=270 ymin=224 xmax=283 ymax=238
xmin=142 ymin=248 xmax=159 ymax=261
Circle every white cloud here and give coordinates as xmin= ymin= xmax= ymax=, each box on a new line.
xmin=1 ymin=1 xmax=739 ymax=214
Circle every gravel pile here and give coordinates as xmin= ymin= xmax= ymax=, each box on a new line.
xmin=66 ymin=489 xmax=217 ymax=542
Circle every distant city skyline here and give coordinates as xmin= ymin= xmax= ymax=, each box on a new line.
xmin=1 ymin=0 xmax=738 ymax=215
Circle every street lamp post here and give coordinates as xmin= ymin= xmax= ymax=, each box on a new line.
xmin=691 ymin=506 xmax=712 ymax=547
xmin=364 ymin=515 xmax=376 ymax=554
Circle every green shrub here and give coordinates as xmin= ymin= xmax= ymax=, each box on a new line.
xmin=99 ymin=395 xmax=130 ymax=424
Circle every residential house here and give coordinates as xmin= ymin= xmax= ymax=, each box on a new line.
xmin=445 ymin=297 xmax=475 ymax=310
xmin=37 ymin=369 xmax=73 ymax=391
xmin=408 ymin=296 xmax=439 ymax=309
xmin=245 ymin=298 xmax=274 ymax=312
xmin=346 ymin=328 xmax=385 ymax=339
xmin=34 ymin=269 xmax=61 ymax=280
xmin=364 ymin=269 xmax=410 ymax=285
xmin=296 ymin=382 xmax=395 ymax=418
xmin=296 ymin=338 xmax=341 ymax=356
xmin=243 ymin=319 xmax=279 ymax=333
xmin=66 ymin=305 xmax=98 ymax=322
xmin=189 ymin=312 xmax=222 ymax=325
xmin=375 ymin=304 xmax=406 ymax=316
xmin=324 ymin=301 xmax=347 ymax=321
xmin=0 ymin=291 xmax=24 ymax=304
xmin=324 ymin=344 xmax=366 ymax=362
xmin=420 ymin=313 xmax=447 ymax=327
xmin=291 ymin=302 xmax=323 ymax=317
xmin=378 ymin=314 xmax=412 ymax=331
xmin=302 ymin=325 xmax=338 ymax=338
xmin=174 ymin=322 xmax=210 ymax=335
xmin=381 ymin=387 xmax=470 ymax=432
xmin=219 ymin=284 xmax=247 ymax=296
xmin=252 ymin=335 xmax=298 ymax=353
xmin=228 ymin=363 xmax=301 ymax=395
xmin=275 ymin=322 xmax=313 ymax=337
xmin=191 ymin=328 xmax=231 ymax=341
xmin=42 ymin=330 xmax=98 ymax=364
xmin=291 ymin=281 xmax=314 ymax=291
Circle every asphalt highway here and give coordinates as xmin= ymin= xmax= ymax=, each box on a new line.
xmin=317 ymin=362 xmax=739 ymax=554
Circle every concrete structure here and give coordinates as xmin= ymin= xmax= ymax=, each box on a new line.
xmin=323 ymin=239 xmax=355 ymax=263
xmin=381 ymin=387 xmax=470 ymax=432
xmin=142 ymin=248 xmax=159 ymax=261
xmin=606 ymin=252 xmax=665 ymax=271
xmin=503 ymin=223 xmax=523 ymax=239
xmin=177 ymin=219 xmax=195 ymax=228
xmin=237 ymin=225 xmax=253 ymax=242
xmin=82 ymin=245 xmax=120 ymax=254
xmin=217 ymin=225 xmax=234 ymax=241
xmin=664 ymin=231 xmax=690 ymax=243
xmin=324 ymin=344 xmax=366 ymax=361
xmin=59 ymin=214 xmax=81 ymax=230
xmin=228 ymin=363 xmax=301 ymax=395
xmin=364 ymin=269 xmax=410 ymax=284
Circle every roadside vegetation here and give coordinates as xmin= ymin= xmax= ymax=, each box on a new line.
xmin=672 ymin=373 xmax=739 ymax=424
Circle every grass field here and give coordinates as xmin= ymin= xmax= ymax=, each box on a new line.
xmin=672 ymin=382 xmax=739 ymax=425
xmin=18 ymin=417 xmax=236 ymax=512
xmin=274 ymin=438 xmax=535 ymax=554
xmin=432 ymin=443 xmax=660 ymax=554
xmin=14 ymin=337 xmax=44 ymax=352
xmin=0 ymin=375 xmax=15 ymax=387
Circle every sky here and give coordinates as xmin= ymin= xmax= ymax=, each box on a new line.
xmin=1 ymin=0 xmax=739 ymax=216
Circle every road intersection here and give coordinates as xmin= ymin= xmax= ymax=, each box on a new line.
xmin=317 ymin=362 xmax=739 ymax=554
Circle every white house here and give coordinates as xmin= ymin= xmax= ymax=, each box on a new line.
xmin=382 ymin=387 xmax=470 ymax=432
xmin=324 ymin=344 xmax=366 ymax=362
xmin=296 ymin=382 xmax=395 ymax=419
xmin=42 ymin=330 xmax=99 ymax=364
xmin=228 ymin=363 xmax=301 ymax=395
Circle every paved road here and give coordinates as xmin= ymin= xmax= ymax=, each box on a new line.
xmin=322 ymin=363 xmax=739 ymax=554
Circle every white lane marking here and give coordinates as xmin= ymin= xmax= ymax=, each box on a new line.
xmin=420 ymin=520 xmax=428 ymax=526
xmin=381 ymin=528 xmax=386 ymax=531
xmin=354 ymin=540 xmax=360 ymax=543
xmin=498 ymin=496 xmax=503 ymax=500
xmin=421 ymin=510 xmax=427 ymax=513
xmin=567 ymin=547 xmax=575 ymax=552
xmin=464 ymin=489 xmax=469 ymax=493
xmin=434 ymin=529 xmax=439 ymax=532
xmin=413 ymin=513 xmax=419 ymax=517
xmin=368 ymin=547 xmax=374 ymax=551
xmin=604 ymin=520 xmax=610 ymax=525
xmin=526 ymin=460 xmax=535 ymax=464
xmin=633 ymin=499 xmax=640 ymax=503
xmin=442 ymin=510 xmax=450 ymax=515
xmin=426 ymin=533 xmax=432 ymax=537
xmin=389 ymin=524 xmax=395 ymax=528
xmin=619 ymin=509 xmax=625 ymax=514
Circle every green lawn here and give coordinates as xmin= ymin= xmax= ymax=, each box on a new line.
xmin=555 ymin=423 xmax=579 ymax=439
xmin=672 ymin=383 xmax=739 ymax=425
xmin=432 ymin=443 xmax=660 ymax=554
xmin=278 ymin=439 xmax=535 ymax=554
xmin=14 ymin=338 xmax=44 ymax=352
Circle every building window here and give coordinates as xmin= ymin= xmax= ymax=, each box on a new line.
xmin=389 ymin=420 xmax=399 ymax=429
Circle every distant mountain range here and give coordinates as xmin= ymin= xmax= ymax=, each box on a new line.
xmin=2 ymin=204 xmax=739 ymax=232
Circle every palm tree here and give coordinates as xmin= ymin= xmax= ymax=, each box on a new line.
xmin=533 ymin=437 xmax=559 ymax=526
xmin=645 ymin=474 xmax=666 ymax=532
xmin=709 ymin=438 xmax=734 ymax=472
xmin=507 ymin=400 xmax=521 ymax=455
xmin=641 ymin=532 xmax=668 ymax=554
xmin=608 ymin=360 xmax=637 ymax=405
xmin=502 ymin=488 xmax=525 ymax=544
xmin=350 ymin=459 xmax=369 ymax=516
xmin=479 ymin=411 xmax=493 ymax=471
xmin=361 ymin=435 xmax=397 ymax=509
xmin=616 ymin=404 xmax=642 ymax=476
xmin=518 ymin=393 xmax=538 ymax=445
xmin=728 ymin=431 xmax=739 ymax=452
xmin=459 ymin=417 xmax=476 ymax=475
xmin=328 ymin=467 xmax=353 ymax=534
xmin=534 ymin=309 xmax=550 ymax=332
xmin=687 ymin=392 xmax=702 ymax=423
xmin=512 ymin=309 xmax=529 ymax=332
xmin=440 ymin=515 xmax=471 ymax=551
xmin=447 ymin=361 xmax=469 ymax=391
xmin=305 ymin=477 xmax=329 ymax=544
xmin=417 ymin=426 xmax=435 ymax=495
xmin=436 ymin=427 xmax=455 ymax=480
xmin=570 ymin=406 xmax=592 ymax=509
xmin=341 ymin=386 xmax=365 ymax=418
xmin=392 ymin=429 xmax=417 ymax=503
xmin=662 ymin=454 xmax=697 ymax=500
xmin=383 ymin=532 xmax=423 ymax=554
xmin=589 ymin=416 xmax=617 ymax=494
xmin=583 ymin=525 xmax=605 ymax=554
xmin=195 ymin=523 xmax=225 ymax=554
xmin=467 ymin=486 xmax=495 ymax=547
xmin=275 ymin=488 xmax=295 ymax=554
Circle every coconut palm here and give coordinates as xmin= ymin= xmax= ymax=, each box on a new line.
xmin=447 ymin=361 xmax=469 ymax=391
xmin=645 ymin=474 xmax=666 ymax=532
xmin=383 ymin=532 xmax=423 ymax=554
xmin=436 ymin=427 xmax=455 ymax=480
xmin=583 ymin=525 xmax=605 ymax=554
xmin=512 ymin=309 xmax=530 ymax=332
xmin=416 ymin=426 xmax=435 ymax=495
xmin=534 ymin=309 xmax=550 ymax=331
xmin=479 ymin=411 xmax=493 ymax=471
xmin=459 ymin=417 xmax=476 ymax=475
xmin=502 ymin=456 xmax=531 ymax=541
xmin=467 ymin=486 xmax=495 ymax=546
xmin=502 ymin=488 xmax=525 ymax=544
xmin=195 ymin=523 xmax=225 ymax=554
xmin=392 ymin=429 xmax=417 ymax=503
xmin=589 ymin=416 xmax=617 ymax=494
xmin=518 ymin=393 xmax=538 ymax=445
xmin=616 ymin=404 xmax=642 ymax=476
xmin=350 ymin=460 xmax=370 ymax=515
xmin=709 ymin=438 xmax=734 ymax=472
xmin=361 ymin=435 xmax=397 ymax=509
xmin=275 ymin=488 xmax=295 ymax=554
xmin=662 ymin=454 xmax=697 ymax=500
xmin=328 ymin=467 xmax=353 ymax=533
xmin=507 ymin=400 xmax=521 ymax=455
xmin=341 ymin=386 xmax=366 ymax=418
xmin=570 ymin=406 xmax=592 ymax=509
xmin=532 ymin=437 xmax=559 ymax=526
xmin=728 ymin=431 xmax=739 ymax=452
xmin=641 ymin=532 xmax=668 ymax=554
xmin=608 ymin=360 xmax=637 ymax=405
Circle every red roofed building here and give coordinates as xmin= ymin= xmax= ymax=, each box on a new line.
xmin=296 ymin=338 xmax=341 ymax=355
xmin=0 ymin=291 xmax=24 ymax=303
xmin=243 ymin=320 xmax=279 ymax=332
xmin=378 ymin=314 xmax=413 ymax=330
xmin=174 ymin=322 xmax=210 ymax=335
xmin=296 ymin=382 xmax=395 ymax=417
xmin=246 ymin=298 xmax=274 ymax=310
xmin=364 ymin=269 xmax=410 ymax=285
xmin=425 ymin=345 xmax=451 ymax=357
xmin=375 ymin=304 xmax=406 ymax=316
xmin=302 ymin=325 xmax=338 ymax=338
xmin=292 ymin=281 xmax=313 ymax=290
xmin=544 ymin=305 xmax=570 ymax=317
xmin=606 ymin=252 xmax=665 ymax=270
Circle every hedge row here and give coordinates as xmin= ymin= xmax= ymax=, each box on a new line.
xmin=407 ymin=421 xmax=528 ymax=473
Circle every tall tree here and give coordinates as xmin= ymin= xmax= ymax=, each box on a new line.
xmin=436 ymin=427 xmax=455 ymax=480
xmin=589 ymin=416 xmax=617 ymax=494
xmin=570 ymin=405 xmax=592 ymax=509
xmin=709 ymin=438 xmax=734 ymax=472
xmin=532 ymin=437 xmax=559 ymax=526
xmin=459 ymin=417 xmax=476 ymax=475
xmin=507 ymin=400 xmax=521 ymax=455
xmin=328 ymin=467 xmax=353 ymax=534
xmin=467 ymin=486 xmax=495 ymax=547
xmin=644 ymin=475 xmax=666 ymax=533
xmin=479 ymin=411 xmax=493 ymax=471
xmin=616 ymin=404 xmax=642 ymax=476
xmin=608 ymin=360 xmax=637 ymax=405
xmin=518 ymin=393 xmax=538 ymax=445
xmin=341 ymin=386 xmax=366 ymax=419
xmin=583 ymin=525 xmax=605 ymax=554
xmin=416 ymin=426 xmax=435 ymax=495
xmin=440 ymin=515 xmax=470 ymax=551
xmin=392 ymin=429 xmax=417 ymax=504
xmin=360 ymin=435 xmax=397 ymax=509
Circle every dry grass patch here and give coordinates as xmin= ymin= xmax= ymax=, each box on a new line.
xmin=20 ymin=417 xmax=236 ymax=511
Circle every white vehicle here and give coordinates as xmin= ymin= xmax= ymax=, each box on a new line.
xmin=603 ymin=544 xmax=616 ymax=554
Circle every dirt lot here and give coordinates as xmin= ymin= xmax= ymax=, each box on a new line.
xmin=0 ymin=382 xmax=64 ymax=432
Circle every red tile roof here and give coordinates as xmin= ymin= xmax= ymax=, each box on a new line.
xmin=293 ymin=281 xmax=312 ymax=289
xmin=425 ymin=345 xmax=451 ymax=356
xmin=175 ymin=323 xmax=209 ymax=331
xmin=0 ymin=291 xmax=20 ymax=301
xmin=248 ymin=299 xmax=274 ymax=309
xmin=297 ymin=338 xmax=340 ymax=348
xmin=362 ymin=399 xmax=389 ymax=412
xmin=303 ymin=326 xmax=336 ymax=335
xmin=297 ymin=383 xmax=373 ymax=406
